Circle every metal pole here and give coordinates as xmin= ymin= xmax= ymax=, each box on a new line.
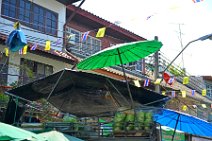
xmin=163 ymin=39 xmax=199 ymax=73
xmin=117 ymin=48 xmax=134 ymax=109
xmin=172 ymin=113 xmax=181 ymax=141
xmin=46 ymin=69 xmax=66 ymax=101
xmin=154 ymin=36 xmax=160 ymax=93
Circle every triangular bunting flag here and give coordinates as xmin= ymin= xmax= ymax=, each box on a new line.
xmin=183 ymin=77 xmax=189 ymax=84
xmin=23 ymin=45 xmax=28 ymax=55
xmin=192 ymin=0 xmax=204 ymax=3
xmin=133 ymin=80 xmax=141 ymax=87
xmin=168 ymin=77 xmax=175 ymax=85
xmin=182 ymin=105 xmax=187 ymax=111
xmin=55 ymin=39 xmax=62 ymax=46
xmin=19 ymin=48 xmax=23 ymax=54
xmin=202 ymin=89 xmax=207 ymax=96
xmin=30 ymin=44 xmax=37 ymax=50
xmin=82 ymin=31 xmax=90 ymax=42
xmin=13 ymin=22 xmax=20 ymax=29
xmin=171 ymin=91 xmax=176 ymax=98
xmin=192 ymin=105 xmax=197 ymax=108
xmin=143 ymin=79 xmax=150 ymax=87
xmin=162 ymin=91 xmax=166 ymax=95
xmin=45 ymin=40 xmax=51 ymax=51
xmin=201 ymin=104 xmax=207 ymax=108
xmin=191 ymin=90 xmax=195 ymax=96
xmin=163 ymin=72 xmax=170 ymax=83
xmin=96 ymin=27 xmax=106 ymax=38
xmin=4 ymin=48 xmax=9 ymax=56
xmin=181 ymin=91 xmax=186 ymax=98
xmin=211 ymin=104 xmax=212 ymax=109
xmin=154 ymin=78 xmax=162 ymax=85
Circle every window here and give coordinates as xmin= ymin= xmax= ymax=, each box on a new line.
xmin=66 ymin=28 xmax=81 ymax=50
xmin=82 ymin=36 xmax=101 ymax=54
xmin=124 ymin=59 xmax=143 ymax=72
xmin=206 ymin=83 xmax=212 ymax=98
xmin=20 ymin=58 xmax=53 ymax=84
xmin=1 ymin=0 xmax=58 ymax=36
xmin=19 ymin=0 xmax=31 ymax=24
xmin=2 ymin=0 xmax=16 ymax=18
xmin=66 ymin=27 xmax=101 ymax=55
xmin=135 ymin=59 xmax=143 ymax=72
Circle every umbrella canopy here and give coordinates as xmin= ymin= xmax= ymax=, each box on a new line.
xmin=153 ymin=109 xmax=212 ymax=138
xmin=6 ymin=69 xmax=168 ymax=119
xmin=0 ymin=122 xmax=45 ymax=141
xmin=77 ymin=40 xmax=162 ymax=70
xmin=39 ymin=131 xmax=84 ymax=141
xmin=77 ymin=40 xmax=162 ymax=109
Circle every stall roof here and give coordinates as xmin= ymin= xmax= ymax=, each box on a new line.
xmin=7 ymin=69 xmax=169 ymax=117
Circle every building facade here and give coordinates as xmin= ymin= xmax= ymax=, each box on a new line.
xmin=0 ymin=0 xmax=146 ymax=87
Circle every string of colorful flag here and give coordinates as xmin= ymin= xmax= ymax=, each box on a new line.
xmin=146 ymin=0 xmax=204 ymax=20
xmin=140 ymin=71 xmax=211 ymax=110
xmin=4 ymin=22 xmax=108 ymax=56
xmin=143 ymin=75 xmax=207 ymax=96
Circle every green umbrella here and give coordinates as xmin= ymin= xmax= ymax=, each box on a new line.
xmin=0 ymin=122 xmax=45 ymax=141
xmin=77 ymin=40 xmax=163 ymax=108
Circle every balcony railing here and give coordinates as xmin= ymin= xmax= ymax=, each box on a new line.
xmin=0 ymin=24 xmax=63 ymax=51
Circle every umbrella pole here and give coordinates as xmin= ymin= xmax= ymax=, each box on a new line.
xmin=117 ymin=49 xmax=134 ymax=109
xmin=46 ymin=69 xmax=66 ymax=101
xmin=172 ymin=113 xmax=180 ymax=141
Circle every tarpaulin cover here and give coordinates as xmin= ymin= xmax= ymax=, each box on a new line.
xmin=153 ymin=109 xmax=212 ymax=138
xmin=7 ymin=69 xmax=168 ymax=117
xmin=0 ymin=122 xmax=45 ymax=141
xmin=39 ymin=130 xmax=84 ymax=141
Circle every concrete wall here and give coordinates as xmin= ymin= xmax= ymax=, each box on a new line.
xmin=0 ymin=44 xmax=72 ymax=85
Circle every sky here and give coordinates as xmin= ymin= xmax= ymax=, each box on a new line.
xmin=78 ymin=0 xmax=212 ymax=76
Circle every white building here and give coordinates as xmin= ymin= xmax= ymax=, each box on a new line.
xmin=0 ymin=0 xmax=79 ymax=85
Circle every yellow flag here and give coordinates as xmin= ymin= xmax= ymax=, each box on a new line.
xmin=133 ymin=80 xmax=141 ymax=87
xmin=183 ymin=77 xmax=189 ymax=84
xmin=13 ymin=22 xmax=20 ymax=29
xmin=154 ymin=78 xmax=162 ymax=85
xmin=201 ymin=104 xmax=207 ymax=108
xmin=202 ymin=89 xmax=207 ymax=96
xmin=162 ymin=91 xmax=166 ymax=95
xmin=23 ymin=45 xmax=28 ymax=55
xmin=45 ymin=40 xmax=51 ymax=51
xmin=96 ymin=27 xmax=106 ymax=38
xmin=182 ymin=105 xmax=187 ymax=111
xmin=181 ymin=91 xmax=186 ymax=98
xmin=4 ymin=48 xmax=9 ymax=56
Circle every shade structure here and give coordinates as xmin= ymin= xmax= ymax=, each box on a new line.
xmin=153 ymin=109 xmax=212 ymax=138
xmin=0 ymin=122 xmax=45 ymax=141
xmin=5 ymin=69 xmax=168 ymax=122
xmin=77 ymin=40 xmax=162 ymax=70
xmin=39 ymin=130 xmax=84 ymax=141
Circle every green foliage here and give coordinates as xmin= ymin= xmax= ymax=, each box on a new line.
xmin=0 ymin=93 xmax=9 ymax=103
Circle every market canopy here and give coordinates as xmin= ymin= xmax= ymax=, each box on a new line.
xmin=0 ymin=122 xmax=45 ymax=141
xmin=6 ymin=69 xmax=169 ymax=118
xmin=153 ymin=108 xmax=212 ymax=138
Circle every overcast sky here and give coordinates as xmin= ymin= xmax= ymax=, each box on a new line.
xmin=79 ymin=0 xmax=212 ymax=76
